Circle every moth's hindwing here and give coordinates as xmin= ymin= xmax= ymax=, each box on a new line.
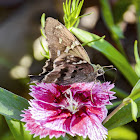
xmin=38 ymin=54 xmax=95 ymax=85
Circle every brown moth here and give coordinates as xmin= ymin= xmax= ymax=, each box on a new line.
xmin=30 ymin=17 xmax=104 ymax=85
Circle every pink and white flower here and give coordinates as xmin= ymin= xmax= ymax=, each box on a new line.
xmin=21 ymin=82 xmax=116 ymax=140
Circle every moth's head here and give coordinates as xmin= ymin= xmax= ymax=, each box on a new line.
xmin=92 ymin=64 xmax=116 ymax=81
xmin=92 ymin=64 xmax=105 ymax=77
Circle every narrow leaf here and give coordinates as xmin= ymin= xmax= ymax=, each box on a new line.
xmin=40 ymin=38 xmax=50 ymax=58
xmin=100 ymin=0 xmax=114 ymax=27
xmin=71 ymin=0 xmax=76 ymax=12
xmin=63 ymin=0 xmax=84 ymax=29
xmin=71 ymin=27 xmax=139 ymax=86
xmin=134 ymin=40 xmax=140 ymax=77
xmin=68 ymin=0 xmax=71 ymax=14
xmin=134 ymin=40 xmax=140 ymax=63
xmin=134 ymin=0 xmax=140 ymax=51
xmin=78 ymin=12 xmax=94 ymax=19
xmin=41 ymin=13 xmax=46 ymax=28
xmin=128 ymin=80 xmax=140 ymax=100
xmin=82 ymin=35 xmax=105 ymax=46
xmin=135 ymin=61 xmax=140 ymax=77
xmin=40 ymin=29 xmax=46 ymax=38
xmin=131 ymin=99 xmax=138 ymax=122
xmin=100 ymin=0 xmax=125 ymax=55
xmin=74 ymin=18 xmax=80 ymax=28
xmin=40 ymin=52 xmax=50 ymax=59
xmin=113 ymin=0 xmax=132 ymax=23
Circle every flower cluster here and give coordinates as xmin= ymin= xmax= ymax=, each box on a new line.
xmin=21 ymin=82 xmax=116 ymax=140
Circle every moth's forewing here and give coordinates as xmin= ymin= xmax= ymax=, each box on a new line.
xmin=30 ymin=17 xmax=98 ymax=85
xmin=45 ymin=17 xmax=90 ymax=63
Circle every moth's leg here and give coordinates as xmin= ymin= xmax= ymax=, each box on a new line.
xmin=90 ymin=81 xmax=96 ymax=103
xmin=90 ymin=80 xmax=101 ymax=103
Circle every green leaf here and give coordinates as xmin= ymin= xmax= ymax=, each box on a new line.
xmin=129 ymin=79 xmax=140 ymax=99
xmin=5 ymin=117 xmax=33 ymax=140
xmin=100 ymin=0 xmax=114 ymax=27
xmin=40 ymin=38 xmax=50 ymax=59
xmin=108 ymin=126 xmax=137 ymax=140
xmin=135 ymin=61 xmax=140 ymax=77
xmin=122 ymin=97 xmax=138 ymax=123
xmin=113 ymin=0 xmax=132 ymax=23
xmin=110 ymin=79 xmax=140 ymax=124
xmin=71 ymin=27 xmax=139 ymax=86
xmin=100 ymin=0 xmax=125 ymax=55
xmin=134 ymin=40 xmax=140 ymax=77
xmin=106 ymin=101 xmax=122 ymax=110
xmin=41 ymin=13 xmax=46 ymax=28
xmin=74 ymin=18 xmax=80 ymax=28
xmin=111 ymin=25 xmax=124 ymax=38
xmin=131 ymin=99 xmax=138 ymax=122
xmin=104 ymin=72 xmax=140 ymax=128
xmin=5 ymin=116 xmax=67 ymax=140
xmin=0 ymin=87 xmax=29 ymax=120
xmin=40 ymin=52 xmax=50 ymax=59
xmin=82 ymin=35 xmax=105 ymax=46
xmin=40 ymin=29 xmax=46 ymax=39
xmin=78 ymin=12 xmax=94 ymax=19
xmin=63 ymin=0 xmax=84 ymax=29
xmin=104 ymin=97 xmax=140 ymax=130
xmin=100 ymin=0 xmax=125 ymax=39
xmin=134 ymin=40 xmax=140 ymax=63
xmin=113 ymin=87 xmax=128 ymax=99
xmin=133 ymin=0 xmax=140 ymax=51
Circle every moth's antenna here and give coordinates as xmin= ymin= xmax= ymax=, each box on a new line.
xmin=102 ymin=65 xmax=117 ymax=101
xmin=90 ymin=82 xmax=94 ymax=103
xmin=104 ymin=66 xmax=117 ymax=83
xmin=103 ymin=65 xmax=114 ymax=68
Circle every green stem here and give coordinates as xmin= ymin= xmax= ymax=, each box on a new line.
xmin=103 ymin=98 xmax=131 ymax=124
xmin=135 ymin=0 xmax=140 ymax=52
xmin=103 ymin=102 xmax=125 ymax=124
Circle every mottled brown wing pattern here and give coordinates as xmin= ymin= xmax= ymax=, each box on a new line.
xmin=42 ymin=54 xmax=95 ymax=85
xmin=30 ymin=17 xmax=100 ymax=85
xmin=29 ymin=59 xmax=53 ymax=83
xmin=45 ymin=17 xmax=90 ymax=63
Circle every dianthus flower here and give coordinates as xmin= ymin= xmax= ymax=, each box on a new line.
xmin=21 ymin=82 xmax=116 ymax=140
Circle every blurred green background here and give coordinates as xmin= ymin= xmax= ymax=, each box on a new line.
xmin=0 ymin=0 xmax=140 ymax=139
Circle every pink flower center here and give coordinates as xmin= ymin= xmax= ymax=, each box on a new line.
xmin=63 ymin=89 xmax=79 ymax=114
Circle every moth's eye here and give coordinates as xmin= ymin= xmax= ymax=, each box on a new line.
xmin=97 ymin=69 xmax=104 ymax=75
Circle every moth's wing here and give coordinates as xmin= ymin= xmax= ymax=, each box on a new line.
xmin=45 ymin=17 xmax=90 ymax=63
xmin=41 ymin=54 xmax=95 ymax=85
xmin=29 ymin=59 xmax=53 ymax=83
